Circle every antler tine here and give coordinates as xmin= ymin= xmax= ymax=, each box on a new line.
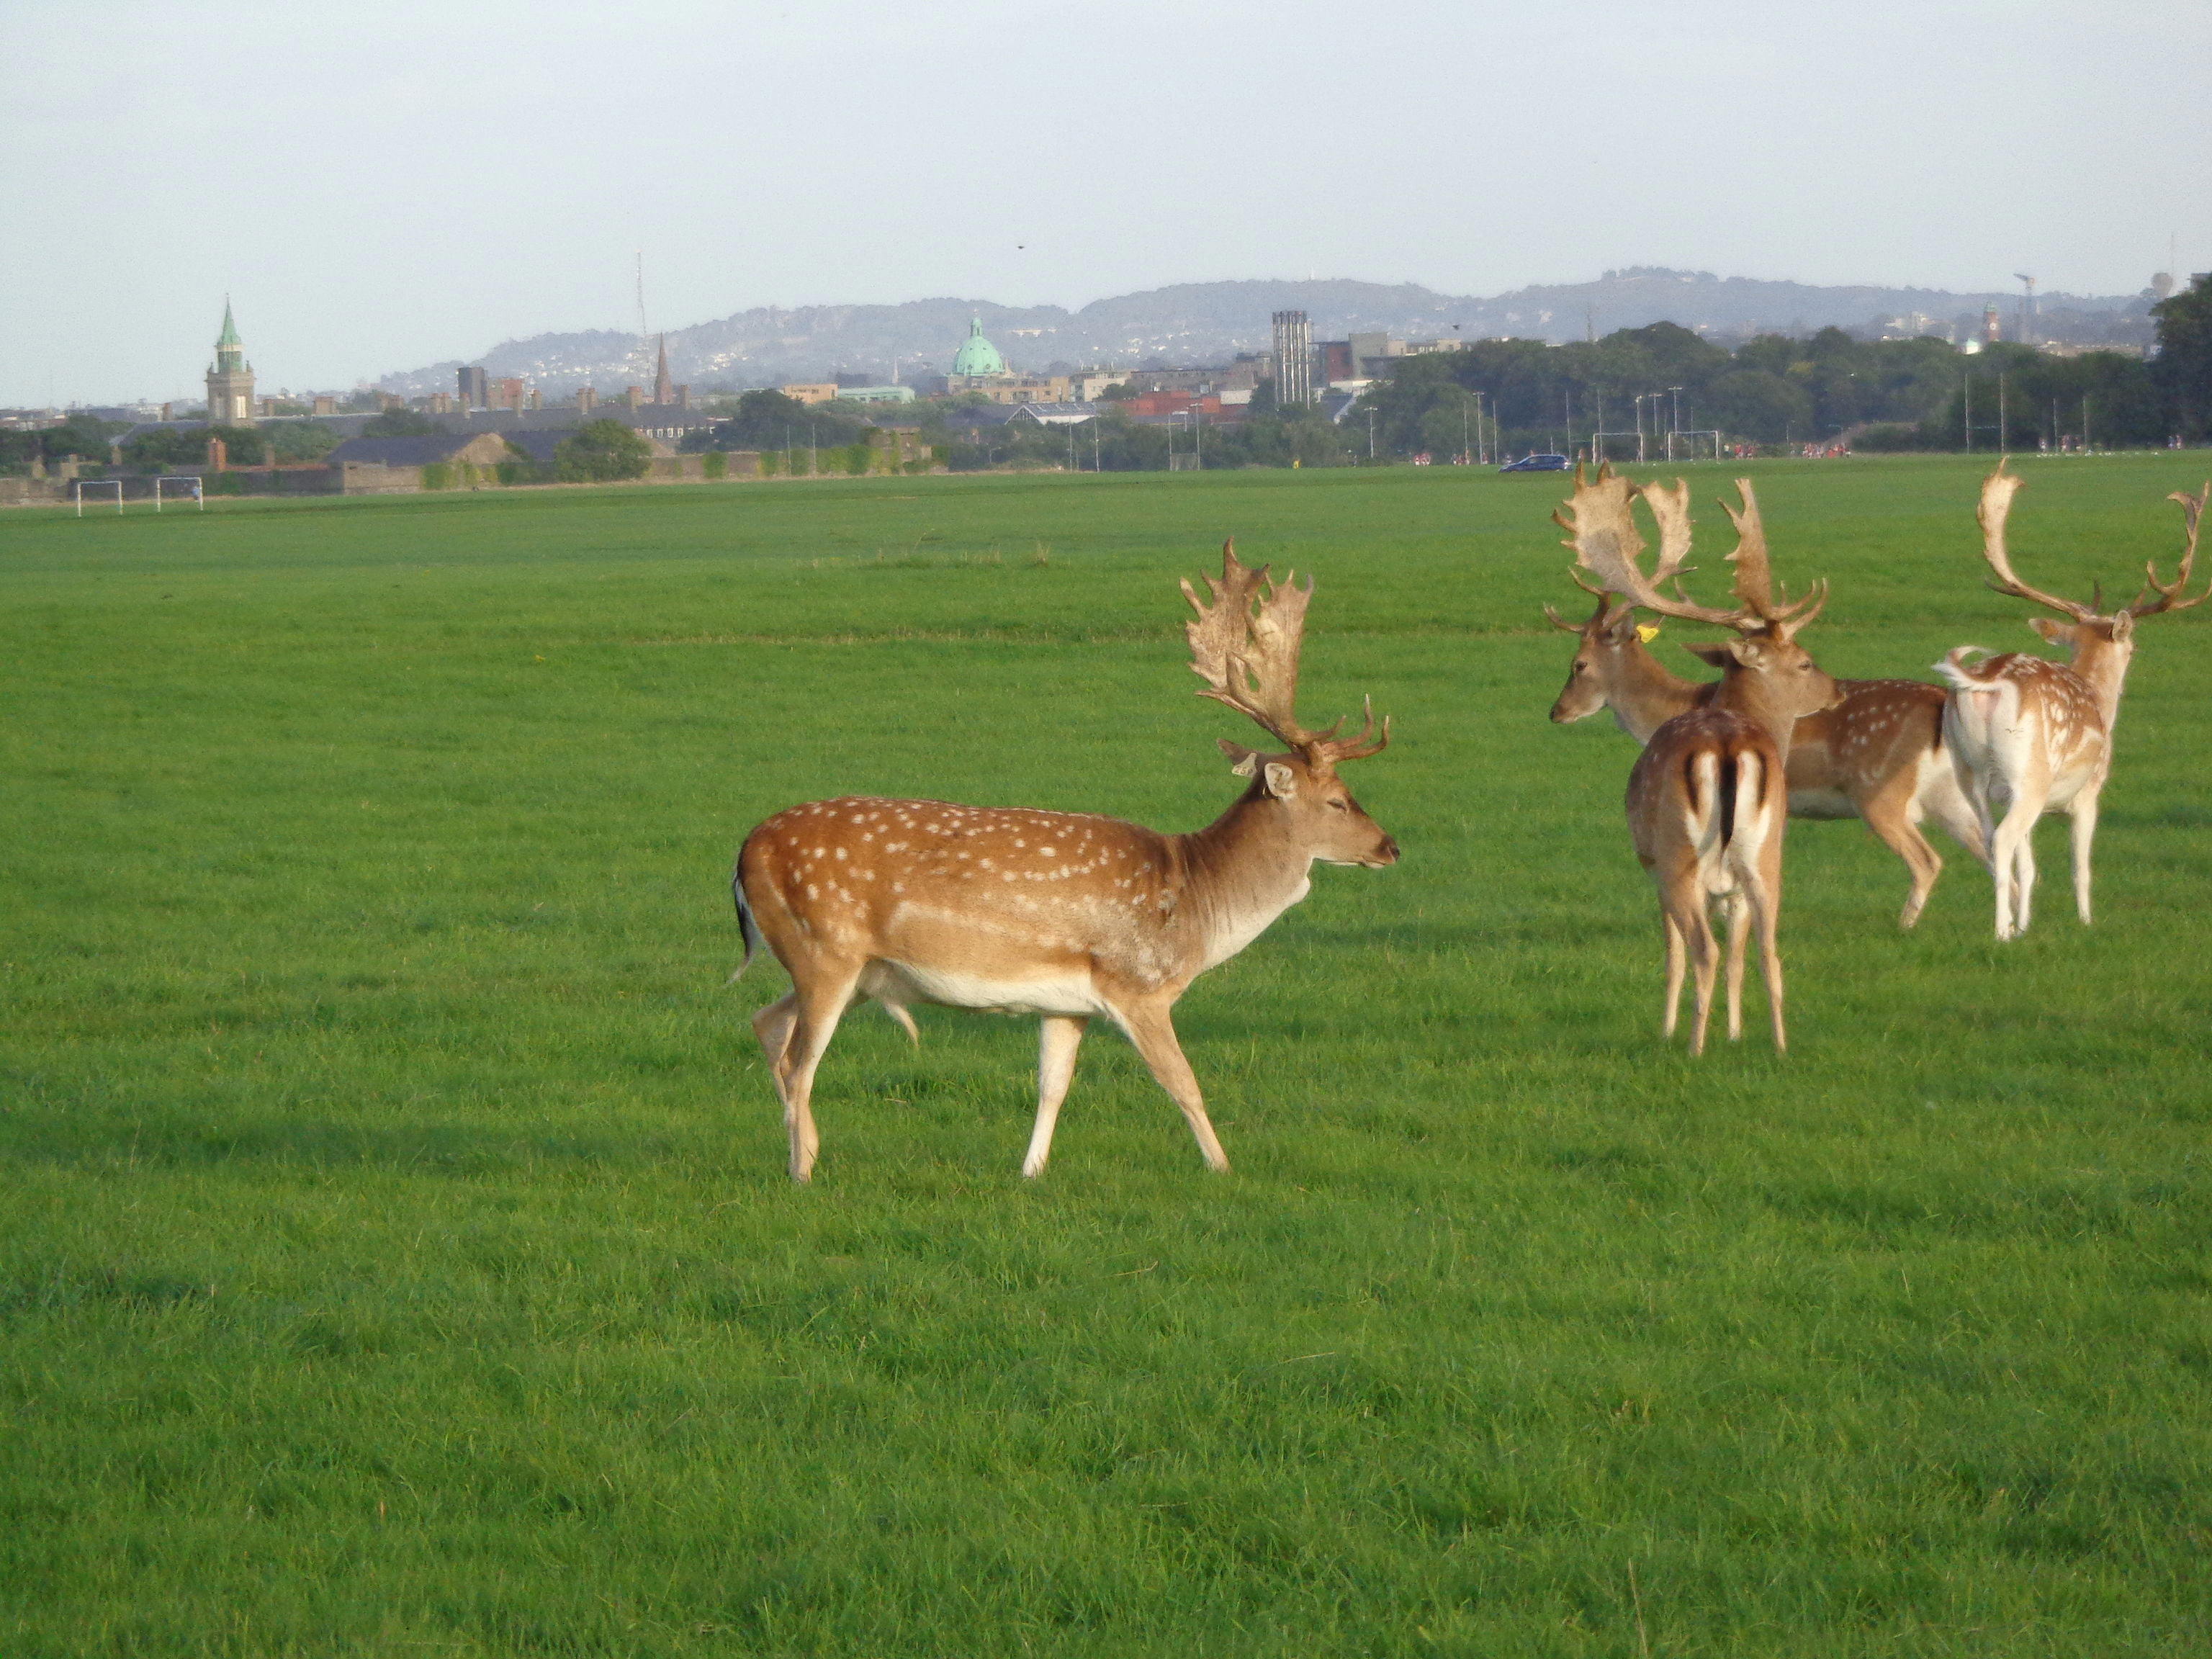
xmin=2126 ymin=484 xmax=2211 ymax=618
xmin=1311 ymin=696 xmax=1392 ymax=765
xmin=1553 ymin=463 xmax=1748 ymax=631
xmin=1182 ymin=538 xmax=1312 ymax=749
xmin=1974 ymin=460 xmax=2093 ymax=621
xmin=1637 ymin=478 xmax=1697 ymax=590
xmin=1717 ymin=480 xmax=1778 ymax=619
xmin=1545 ymin=580 xmax=1621 ymax=633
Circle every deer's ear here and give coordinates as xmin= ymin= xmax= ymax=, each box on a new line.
xmin=1682 ymin=640 xmax=1735 ymax=667
xmin=2028 ymin=616 xmax=2069 ymax=643
xmin=1218 ymin=738 xmax=1262 ymax=776
xmin=1262 ymin=762 xmax=1299 ymax=799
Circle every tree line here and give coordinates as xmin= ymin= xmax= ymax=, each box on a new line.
xmin=1367 ymin=278 xmax=2211 ymax=457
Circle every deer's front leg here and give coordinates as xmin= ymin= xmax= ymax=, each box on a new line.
xmin=1112 ymin=996 xmax=1229 ymax=1172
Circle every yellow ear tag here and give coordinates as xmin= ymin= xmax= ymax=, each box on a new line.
xmin=1637 ymin=624 xmax=1662 ymax=643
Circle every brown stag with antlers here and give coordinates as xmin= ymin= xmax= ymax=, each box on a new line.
xmin=732 ymin=542 xmax=1395 ymax=1182
xmin=1937 ymin=461 xmax=2208 ymax=940
xmin=1556 ymin=467 xmax=1839 ymax=1054
xmin=1546 ymin=582 xmax=1987 ymax=930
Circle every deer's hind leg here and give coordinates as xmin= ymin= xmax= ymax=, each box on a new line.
xmin=1661 ymin=912 xmax=1687 ymax=1039
xmin=1988 ymin=788 xmax=2045 ymax=941
xmin=1721 ymin=891 xmax=1751 ymax=1043
xmin=1859 ymin=771 xmax=1946 ymax=930
xmin=2068 ymin=784 xmax=2103 ymax=927
xmin=751 ymin=994 xmax=799 ymax=1073
xmin=1022 ymin=1015 xmax=1089 ymax=1179
xmin=1656 ymin=877 xmax=1719 ymax=1056
xmin=777 ymin=960 xmax=864 ymax=1183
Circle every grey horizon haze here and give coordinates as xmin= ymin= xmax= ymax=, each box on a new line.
xmin=3 ymin=0 xmax=2206 ymax=409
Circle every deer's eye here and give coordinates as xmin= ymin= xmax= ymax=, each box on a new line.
xmin=1326 ymin=798 xmax=1350 ymax=812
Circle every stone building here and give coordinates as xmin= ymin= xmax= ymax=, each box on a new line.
xmin=204 ymin=302 xmax=256 ymax=423
xmin=945 ymin=317 xmax=1069 ymax=403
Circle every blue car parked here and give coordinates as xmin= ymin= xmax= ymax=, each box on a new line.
xmin=1499 ymin=452 xmax=1572 ymax=473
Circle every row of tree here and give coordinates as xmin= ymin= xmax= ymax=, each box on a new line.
xmin=1363 ymin=276 xmax=2211 ymax=456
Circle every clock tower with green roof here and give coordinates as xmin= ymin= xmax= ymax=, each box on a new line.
xmin=204 ymin=300 xmax=256 ymax=423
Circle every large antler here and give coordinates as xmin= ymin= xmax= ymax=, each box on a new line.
xmin=1716 ymin=482 xmax=1827 ymax=637
xmin=1183 ymin=539 xmax=1388 ymax=764
xmin=2127 ymin=483 xmax=2211 ymax=618
xmin=1974 ymin=461 xmax=2095 ymax=621
xmin=1555 ymin=466 xmax=1818 ymax=635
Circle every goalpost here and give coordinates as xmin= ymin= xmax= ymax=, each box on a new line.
xmin=73 ymin=480 xmax=123 ymax=516
xmin=154 ymin=475 xmax=204 ymax=511
xmin=1664 ymin=430 xmax=1723 ymax=463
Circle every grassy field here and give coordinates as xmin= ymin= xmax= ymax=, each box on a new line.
xmin=2 ymin=456 xmax=2208 ymax=1656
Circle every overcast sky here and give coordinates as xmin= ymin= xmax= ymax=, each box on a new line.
xmin=4 ymin=0 xmax=2207 ymax=408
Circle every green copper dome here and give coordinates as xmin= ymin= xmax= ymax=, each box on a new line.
xmin=951 ymin=316 xmax=1006 ymax=377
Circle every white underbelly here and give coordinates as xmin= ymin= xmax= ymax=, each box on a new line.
xmin=1786 ymin=788 xmax=1857 ymax=821
xmin=860 ymin=958 xmax=1104 ymax=1018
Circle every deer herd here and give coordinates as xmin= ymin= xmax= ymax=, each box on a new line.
xmin=734 ymin=460 xmax=2207 ymax=1180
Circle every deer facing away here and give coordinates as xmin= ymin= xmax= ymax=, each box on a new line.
xmin=1936 ymin=462 xmax=2208 ymax=940
xmin=1547 ymin=588 xmax=1987 ymax=929
xmin=1557 ymin=468 xmax=1839 ymax=1054
xmin=732 ymin=542 xmax=1396 ymax=1182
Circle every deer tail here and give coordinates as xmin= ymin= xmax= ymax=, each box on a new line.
xmin=729 ymin=863 xmax=764 ymax=985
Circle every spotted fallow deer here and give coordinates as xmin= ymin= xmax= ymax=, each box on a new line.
xmin=1547 ymin=587 xmax=1987 ymax=929
xmin=1556 ymin=468 xmax=1840 ymax=1054
xmin=732 ymin=542 xmax=1396 ymax=1182
xmin=1936 ymin=462 xmax=2208 ymax=941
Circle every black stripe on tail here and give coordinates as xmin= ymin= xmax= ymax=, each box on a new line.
xmin=731 ymin=858 xmax=764 ymax=981
xmin=1686 ymin=747 xmax=1743 ymax=848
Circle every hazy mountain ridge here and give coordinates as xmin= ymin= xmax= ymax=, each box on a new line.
xmin=374 ymin=269 xmax=2153 ymax=396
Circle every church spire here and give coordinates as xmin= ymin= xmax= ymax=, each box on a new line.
xmin=207 ymin=297 xmax=255 ymax=422
xmin=652 ymin=334 xmax=673 ymax=405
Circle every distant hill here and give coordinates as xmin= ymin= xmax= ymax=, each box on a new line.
xmin=374 ymin=269 xmax=2154 ymax=395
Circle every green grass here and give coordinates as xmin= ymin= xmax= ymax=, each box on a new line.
xmin=2 ymin=456 xmax=2208 ymax=1656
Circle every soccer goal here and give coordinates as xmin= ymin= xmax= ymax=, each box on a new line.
xmin=73 ymin=480 xmax=123 ymax=516
xmin=154 ymin=475 xmax=204 ymax=511
xmin=1663 ymin=430 xmax=1723 ymax=463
